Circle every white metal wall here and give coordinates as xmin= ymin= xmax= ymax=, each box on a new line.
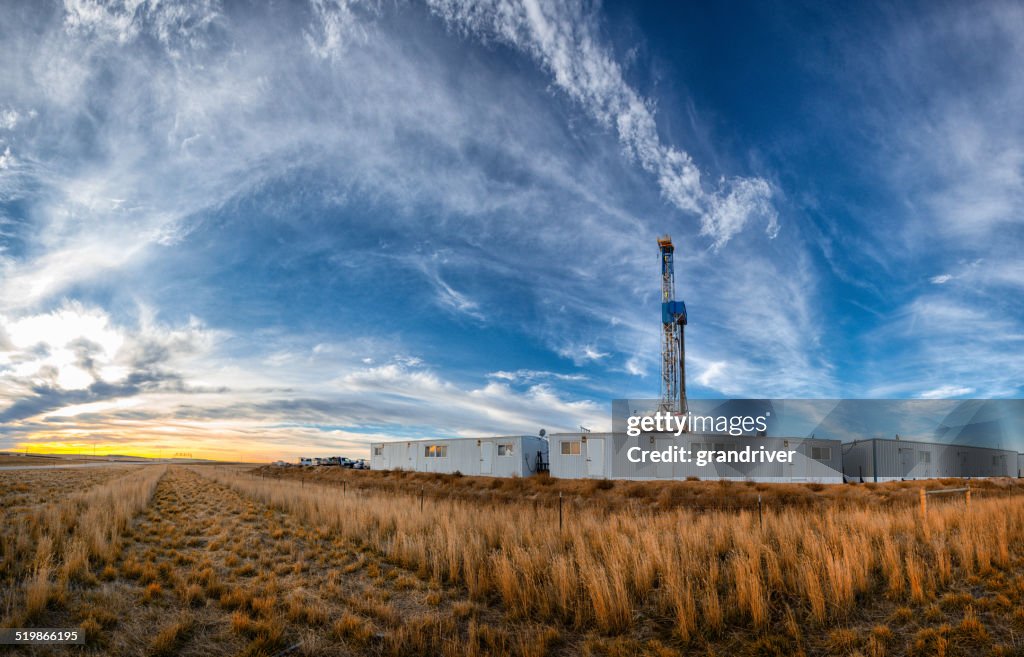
xmin=841 ymin=439 xmax=1019 ymax=481
xmin=370 ymin=436 xmax=548 ymax=477
xmin=370 ymin=433 xmax=1022 ymax=482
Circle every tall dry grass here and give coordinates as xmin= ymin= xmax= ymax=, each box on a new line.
xmin=0 ymin=466 xmax=165 ymax=625
xmin=203 ymin=468 xmax=1022 ymax=640
xmin=258 ymin=463 xmax=1024 ymax=512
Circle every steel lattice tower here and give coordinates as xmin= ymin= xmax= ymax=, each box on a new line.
xmin=657 ymin=236 xmax=688 ymax=416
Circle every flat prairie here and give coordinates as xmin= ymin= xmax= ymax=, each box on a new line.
xmin=0 ymin=455 xmax=101 ymax=466
xmin=4 ymin=465 xmax=1024 ymax=656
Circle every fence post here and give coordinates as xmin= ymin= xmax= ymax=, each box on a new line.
xmin=919 ymin=487 xmax=927 ymax=521
xmin=758 ymin=494 xmax=763 ymax=531
xmin=559 ymin=492 xmax=563 ymax=533
xmin=420 ymin=487 xmax=424 ymax=512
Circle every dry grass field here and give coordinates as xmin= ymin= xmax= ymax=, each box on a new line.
xmin=0 ymin=466 xmax=140 ymax=510
xmin=1 ymin=466 xmax=160 ymax=618
xmin=5 ymin=466 xmax=1024 ymax=656
xmin=259 ymin=464 xmax=1024 ymax=512
xmin=0 ymin=455 xmax=103 ymax=466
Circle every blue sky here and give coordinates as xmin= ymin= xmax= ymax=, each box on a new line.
xmin=0 ymin=0 xmax=1021 ymax=459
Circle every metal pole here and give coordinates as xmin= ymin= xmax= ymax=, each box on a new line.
xmin=559 ymin=492 xmax=563 ymax=532
xmin=758 ymin=494 xmax=763 ymax=531
xmin=678 ymin=322 xmax=687 ymax=417
xmin=919 ymin=488 xmax=926 ymax=521
xmin=420 ymin=487 xmax=424 ymax=512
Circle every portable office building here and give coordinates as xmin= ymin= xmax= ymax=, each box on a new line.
xmin=841 ymin=438 xmax=1018 ymax=482
xmin=547 ymin=432 xmax=843 ymax=483
xmin=369 ymin=436 xmax=548 ymax=477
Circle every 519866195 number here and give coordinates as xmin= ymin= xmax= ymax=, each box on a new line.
xmin=0 ymin=629 xmax=85 ymax=645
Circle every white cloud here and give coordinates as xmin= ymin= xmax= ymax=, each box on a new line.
xmin=46 ymin=397 xmax=141 ymax=419
xmin=702 ymin=178 xmax=779 ymax=249
xmin=623 ymin=357 xmax=644 ymax=376
xmin=3 ymin=302 xmax=123 ymax=390
xmin=863 ymin=296 xmax=1024 ymax=398
xmin=430 ymin=275 xmax=484 ymax=320
xmin=0 ymin=300 xmax=219 ymax=402
xmin=62 ymin=0 xmax=143 ymax=45
xmin=841 ymin=2 xmax=1024 ymax=245
xmin=488 ymin=369 xmax=587 ymax=382
xmin=919 ymin=385 xmax=974 ymax=399
xmin=61 ymin=0 xmax=222 ymax=49
xmin=555 ymin=342 xmax=609 ymax=366
xmin=425 ymin=0 xmax=777 ymax=248
xmin=0 ymin=109 xmax=20 ymax=130
xmin=305 ymin=0 xmax=367 ymax=59
xmin=930 ymin=274 xmax=953 ymax=284
xmin=696 ymin=360 xmax=726 ymax=388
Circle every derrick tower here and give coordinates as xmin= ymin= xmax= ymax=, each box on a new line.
xmin=657 ymin=236 xmax=688 ymax=416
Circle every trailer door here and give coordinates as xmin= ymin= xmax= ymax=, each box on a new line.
xmin=900 ymin=448 xmax=914 ymax=479
xmin=480 ymin=441 xmax=493 ymax=474
xmin=586 ymin=438 xmax=604 ymax=477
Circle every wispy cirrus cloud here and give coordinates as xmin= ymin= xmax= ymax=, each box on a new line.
xmin=488 ymin=369 xmax=587 ymax=383
xmin=813 ymin=1 xmax=1024 ymax=399
xmin=425 ymin=0 xmax=778 ymax=249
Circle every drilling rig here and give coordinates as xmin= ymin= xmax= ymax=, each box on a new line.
xmin=658 ymin=236 xmax=688 ymax=416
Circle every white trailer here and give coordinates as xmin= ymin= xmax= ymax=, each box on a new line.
xmin=370 ymin=436 xmax=549 ymax=477
xmin=843 ymin=438 xmax=1019 ymax=481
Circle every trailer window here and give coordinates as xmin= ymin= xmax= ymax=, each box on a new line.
xmin=560 ymin=441 xmax=581 ymax=456
xmin=690 ymin=442 xmax=704 ymax=452
xmin=497 ymin=443 xmax=514 ymax=456
xmin=373 ymin=447 xmax=382 ymax=456
xmin=424 ymin=445 xmax=448 ymax=458
xmin=811 ymin=447 xmax=831 ymax=461
xmin=919 ymin=451 xmax=930 ymax=464
xmin=993 ymin=455 xmax=1002 ymax=466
